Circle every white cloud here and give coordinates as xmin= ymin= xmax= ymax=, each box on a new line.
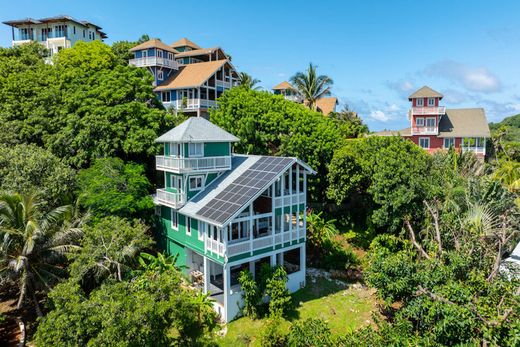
xmin=369 ymin=110 xmax=391 ymax=122
xmin=385 ymin=79 xmax=415 ymax=97
xmin=424 ymin=60 xmax=501 ymax=93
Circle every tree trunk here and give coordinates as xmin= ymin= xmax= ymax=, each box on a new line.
xmin=31 ymin=289 xmax=43 ymax=317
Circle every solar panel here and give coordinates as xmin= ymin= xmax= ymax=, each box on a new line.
xmin=196 ymin=157 xmax=294 ymax=225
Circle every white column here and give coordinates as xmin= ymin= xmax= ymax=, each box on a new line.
xmin=289 ymin=167 xmax=293 ymax=244
xmin=296 ymin=166 xmax=300 ymax=239
xmin=300 ymin=245 xmax=306 ymax=286
xmin=249 ymin=202 xmax=253 ymax=255
xmin=223 ymin=264 xmax=229 ymax=321
xmin=270 ymin=254 xmax=276 ymax=267
xmin=203 ymin=256 xmax=209 ymax=294
xmin=271 ymin=183 xmax=276 ymax=249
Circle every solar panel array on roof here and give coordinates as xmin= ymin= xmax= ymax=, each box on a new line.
xmin=196 ymin=157 xmax=294 ymax=225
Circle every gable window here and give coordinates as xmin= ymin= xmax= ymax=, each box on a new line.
xmin=444 ymin=138 xmax=455 ymax=148
xmin=416 ymin=98 xmax=424 ymax=107
xmin=171 ymin=210 xmax=178 ymax=230
xmin=161 ymin=91 xmax=171 ymax=103
xmin=157 ymin=70 xmax=164 ymax=80
xmin=415 ymin=117 xmax=424 ymax=126
xmin=186 ymin=217 xmax=191 ymax=235
xmin=188 ymin=143 xmax=203 ymax=157
xmin=419 ymin=137 xmax=430 ymax=149
xmin=189 ymin=175 xmax=204 ymax=191
xmin=428 ymin=98 xmax=435 ymax=106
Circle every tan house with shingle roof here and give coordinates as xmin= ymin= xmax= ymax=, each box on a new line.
xmin=374 ymin=86 xmax=490 ymax=157
xmin=129 ymin=37 xmax=238 ymax=117
xmin=272 ymin=81 xmax=338 ymax=114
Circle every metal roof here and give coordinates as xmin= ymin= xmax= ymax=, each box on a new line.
xmin=155 ymin=117 xmax=240 ymax=143
xmin=179 ymin=154 xmax=315 ymax=227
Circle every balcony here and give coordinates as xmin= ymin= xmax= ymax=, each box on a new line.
xmin=162 ymin=98 xmax=217 ymax=111
xmin=409 ymin=106 xmax=446 ymax=117
xmin=156 ymin=155 xmax=232 ymax=173
xmin=284 ymin=95 xmax=303 ymax=103
xmin=412 ymin=126 xmax=438 ymax=135
xmin=154 ymin=188 xmax=186 ymax=208
xmin=216 ymin=80 xmax=232 ymax=89
xmin=129 ymin=57 xmax=179 ymax=69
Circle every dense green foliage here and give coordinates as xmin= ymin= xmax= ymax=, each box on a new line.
xmin=0 ymin=192 xmax=86 ymax=316
xmin=77 ymin=157 xmax=154 ymax=220
xmin=0 ymin=41 xmax=173 ymax=168
xmin=35 ymin=262 xmax=218 ymax=346
xmin=327 ymin=136 xmax=433 ymax=232
xmin=211 ymin=87 xmax=367 ymax=201
xmin=286 ymin=318 xmax=334 ymax=347
xmin=0 ymin=144 xmax=76 ymax=208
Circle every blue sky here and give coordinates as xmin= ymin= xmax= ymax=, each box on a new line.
xmin=1 ymin=0 xmax=519 ymax=131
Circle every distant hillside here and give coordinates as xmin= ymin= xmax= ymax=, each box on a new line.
xmin=490 ymin=114 xmax=520 ymax=142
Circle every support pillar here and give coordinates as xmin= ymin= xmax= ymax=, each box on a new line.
xmin=203 ymin=256 xmax=209 ymax=294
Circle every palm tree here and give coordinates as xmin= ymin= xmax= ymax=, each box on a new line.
xmin=0 ymin=192 xmax=85 ymax=316
xmin=290 ymin=63 xmax=333 ymax=111
xmin=237 ymin=72 xmax=261 ymax=90
xmin=493 ymin=160 xmax=520 ymax=193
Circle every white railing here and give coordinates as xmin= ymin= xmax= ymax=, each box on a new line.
xmin=226 ymin=230 xmax=301 ymax=257
xmin=154 ymin=188 xmax=186 ymax=208
xmin=206 ymin=238 xmax=224 ymax=256
xmin=156 ymin=155 xmax=231 ymax=173
xmin=129 ymin=57 xmax=179 ymax=69
xmin=410 ymin=106 xmax=446 ymax=116
xmin=462 ymin=147 xmax=486 ymax=155
xmin=284 ymin=95 xmax=303 ymax=103
xmin=216 ymin=80 xmax=231 ymax=89
xmin=162 ymin=99 xmax=217 ymax=110
xmin=253 ymin=235 xmax=273 ymax=250
xmin=274 ymin=193 xmax=306 ymax=208
xmin=412 ymin=126 xmax=438 ymax=135
xmin=227 ymin=241 xmax=251 ymax=257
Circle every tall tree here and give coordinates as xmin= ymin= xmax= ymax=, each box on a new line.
xmin=290 ymin=63 xmax=333 ymax=111
xmin=0 ymin=192 xmax=86 ymax=316
xmin=237 ymin=72 xmax=261 ymax=90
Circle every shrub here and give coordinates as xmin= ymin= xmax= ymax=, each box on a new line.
xmin=238 ymin=270 xmax=259 ymax=318
xmin=259 ymin=317 xmax=287 ymax=347
xmin=265 ymin=266 xmax=292 ymax=317
xmin=286 ymin=318 xmax=332 ymax=347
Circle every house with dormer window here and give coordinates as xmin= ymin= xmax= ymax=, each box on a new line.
xmin=153 ymin=117 xmax=314 ymax=321
xmin=129 ymin=37 xmax=238 ymax=117
xmin=375 ymin=86 xmax=491 ymax=157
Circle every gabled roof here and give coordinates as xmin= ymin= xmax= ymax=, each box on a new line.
xmin=316 ymin=97 xmax=338 ymax=115
xmin=130 ymin=39 xmax=178 ymax=53
xmin=408 ymin=86 xmax=443 ymax=100
xmin=170 ymin=37 xmax=201 ymax=50
xmin=3 ymin=15 xmax=104 ymax=33
xmin=155 ymin=117 xmax=239 ymax=143
xmin=272 ymin=81 xmax=296 ymax=90
xmin=154 ymin=60 xmax=228 ymax=90
xmin=179 ymin=154 xmax=316 ymax=227
xmin=438 ymin=108 xmax=490 ymax=138
xmin=174 ymin=47 xmax=225 ymax=58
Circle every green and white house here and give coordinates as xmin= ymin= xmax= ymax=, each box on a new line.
xmin=154 ymin=117 xmax=314 ymax=321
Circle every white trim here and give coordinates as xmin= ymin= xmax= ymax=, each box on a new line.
xmin=426 ymin=117 xmax=436 ymax=127
xmin=186 ymin=216 xmax=192 ymax=236
xmin=443 ymin=138 xmax=455 ymax=149
xmin=198 ymin=221 xmax=205 ymax=241
xmin=171 ymin=209 xmax=179 ymax=230
xmin=188 ymin=143 xmax=204 ymax=158
xmin=157 ymin=70 xmax=164 ymax=80
xmin=419 ymin=137 xmax=430 ymax=149
xmin=416 ymin=98 xmax=424 ymax=106
xmin=415 ymin=117 xmax=424 ymax=126
xmin=427 ymin=98 xmax=435 ymax=106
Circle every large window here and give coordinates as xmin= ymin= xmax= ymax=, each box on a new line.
xmin=171 ymin=210 xmax=178 ymax=230
xmin=428 ymin=98 xmax=435 ymax=106
xmin=419 ymin=137 xmax=430 ymax=149
xmin=161 ymin=91 xmax=171 ymax=103
xmin=416 ymin=98 xmax=424 ymax=107
xmin=169 ymin=143 xmax=182 ymax=157
xmin=188 ymin=143 xmax=203 ymax=157
xmin=426 ymin=117 xmax=436 ymax=128
xmin=415 ymin=117 xmax=424 ymax=126
xmin=444 ymin=138 xmax=455 ymax=149
xmin=189 ymin=175 xmax=204 ymax=191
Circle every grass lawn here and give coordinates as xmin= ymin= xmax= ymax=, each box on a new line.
xmin=219 ymin=276 xmax=378 ymax=346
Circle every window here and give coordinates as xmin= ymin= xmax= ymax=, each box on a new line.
xmin=189 ymin=175 xmax=204 ymax=191
xmin=443 ymin=138 xmax=455 ymax=149
xmin=167 ymin=52 xmax=174 ymax=60
xmin=188 ymin=143 xmax=203 ymax=157
xmin=416 ymin=117 xmax=424 ymax=126
xmin=157 ymin=70 xmax=164 ymax=80
xmin=428 ymin=98 xmax=435 ymax=106
xmin=169 ymin=143 xmax=182 ymax=157
xmin=157 ymin=49 xmax=163 ymax=58
xmin=186 ymin=217 xmax=191 ymax=235
xmin=198 ymin=221 xmax=204 ymax=241
xmin=416 ymin=98 xmax=424 ymax=107
xmin=161 ymin=91 xmax=171 ymax=103
xmin=171 ymin=210 xmax=178 ymax=230
xmin=426 ymin=118 xmax=436 ymax=128
xmin=419 ymin=137 xmax=430 ymax=149
xmin=73 ymin=26 xmax=76 ymax=35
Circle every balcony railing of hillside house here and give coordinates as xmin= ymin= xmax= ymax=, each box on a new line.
xmin=154 ymin=188 xmax=186 ymax=208
xmin=129 ymin=57 xmax=179 ymax=69
xmin=462 ymin=147 xmax=486 ymax=155
xmin=409 ymin=106 xmax=446 ymax=116
xmin=162 ymin=99 xmax=217 ymax=110
xmin=216 ymin=80 xmax=231 ymax=89
xmin=412 ymin=126 xmax=439 ymax=135
xmin=284 ymin=95 xmax=303 ymax=103
xmin=156 ymin=155 xmax=231 ymax=173
xmin=206 ymin=238 xmax=225 ymax=257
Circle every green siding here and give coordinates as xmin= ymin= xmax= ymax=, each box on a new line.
xmin=204 ymin=142 xmax=230 ymax=157
xmin=159 ymin=206 xmax=204 ymax=255
xmin=164 ymin=143 xmax=169 ymax=155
